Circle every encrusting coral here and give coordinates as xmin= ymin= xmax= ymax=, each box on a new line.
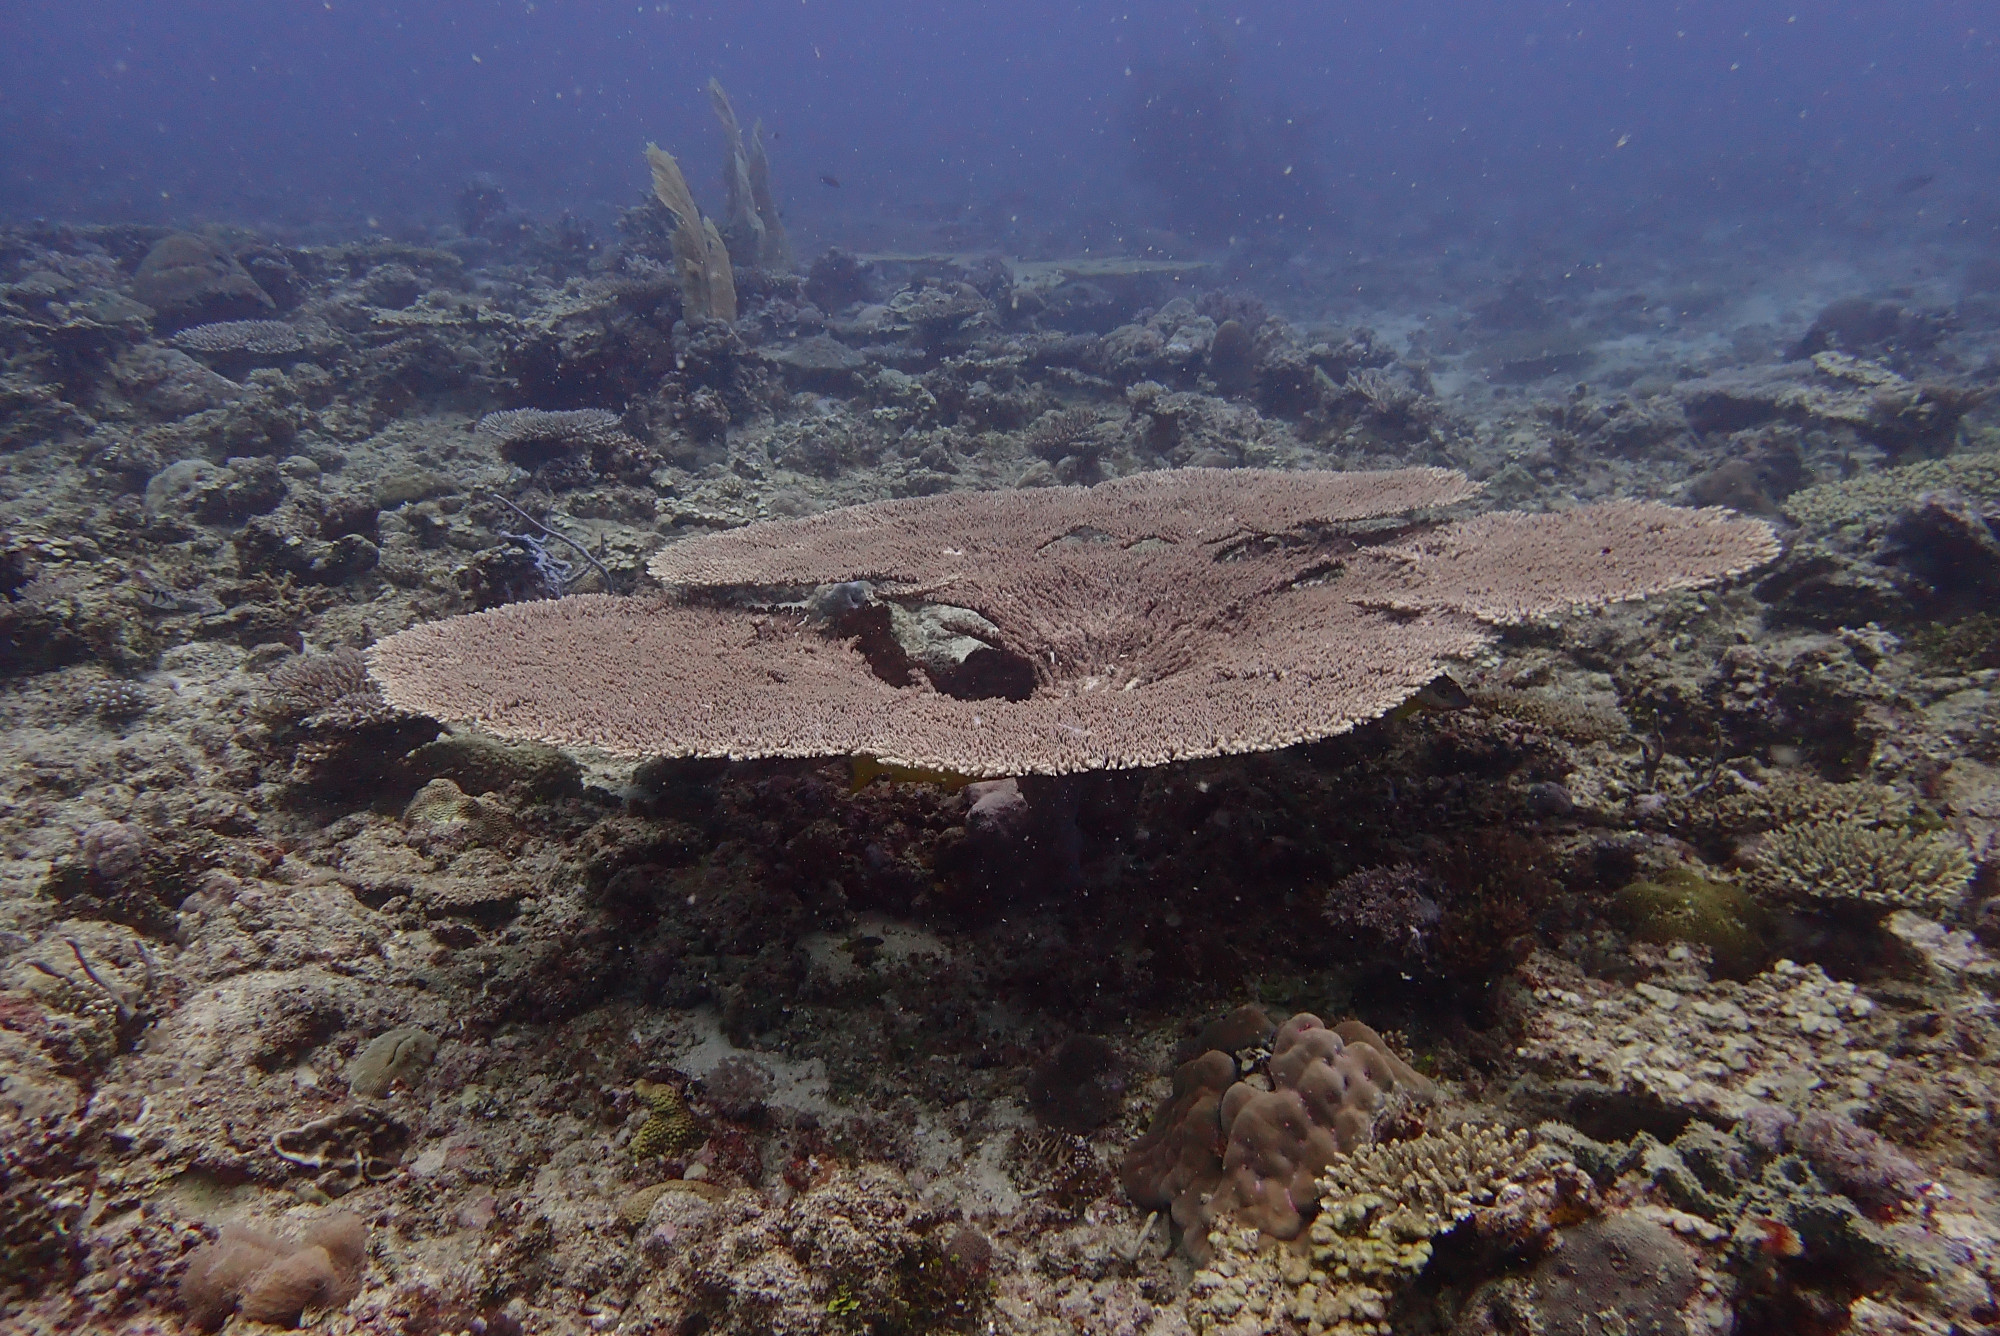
xmin=402 ymin=777 xmax=514 ymax=844
xmin=345 ymin=1026 xmax=438 ymax=1098
xmin=631 ymin=1078 xmax=704 ymax=1159
xmin=368 ymin=467 xmax=1778 ymax=776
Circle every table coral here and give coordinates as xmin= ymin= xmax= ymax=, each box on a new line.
xmin=1122 ymin=1013 xmax=1435 ymax=1259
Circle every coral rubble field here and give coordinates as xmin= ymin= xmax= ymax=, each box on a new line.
xmin=2 ymin=212 xmax=1999 ymax=1336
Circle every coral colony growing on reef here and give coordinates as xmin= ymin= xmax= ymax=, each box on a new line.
xmin=3 ymin=40 xmax=2000 ymax=1336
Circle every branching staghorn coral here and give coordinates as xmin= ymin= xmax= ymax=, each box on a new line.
xmin=1747 ymin=818 xmax=1974 ymax=915
xmin=261 ymin=646 xmax=398 ymax=731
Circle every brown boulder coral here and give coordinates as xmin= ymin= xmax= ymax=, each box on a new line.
xmin=179 ymin=1212 xmax=367 ymax=1332
xmin=1121 ymin=1010 xmax=1436 ymax=1259
xmin=367 ymin=468 xmax=1778 ymax=776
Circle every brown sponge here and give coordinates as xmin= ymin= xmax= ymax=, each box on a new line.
xmin=179 ymin=1213 xmax=366 ymax=1332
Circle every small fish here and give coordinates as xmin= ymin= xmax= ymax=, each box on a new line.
xmin=132 ymin=582 xmax=220 ymax=615
xmin=819 ymin=173 xmax=842 ymax=188
xmin=849 ymin=754 xmax=978 ymax=793
xmin=1894 ymin=172 xmax=1936 ymax=195
xmin=1386 ymin=674 xmax=1473 ymax=724
xmin=842 ymin=934 xmax=886 ymax=967
xmin=134 ymin=587 xmax=186 ymax=613
xmin=1747 ymin=1217 xmax=1803 ymax=1257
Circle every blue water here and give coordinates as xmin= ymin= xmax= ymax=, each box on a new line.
xmin=4 ymin=0 xmax=1995 ymax=256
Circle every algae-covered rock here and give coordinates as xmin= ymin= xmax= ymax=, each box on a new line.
xmin=1612 ymin=868 xmax=1771 ymax=978
xmin=1486 ymin=1213 xmax=1698 ymax=1336
xmin=405 ymin=732 xmax=582 ymax=799
xmin=1907 ymin=612 xmax=2000 ymax=674
xmin=132 ymin=232 xmax=275 ymax=329
xmin=346 ymin=1027 xmax=438 ymax=1097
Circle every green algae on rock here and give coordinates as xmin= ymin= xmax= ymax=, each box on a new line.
xmin=1612 ymin=867 xmax=1772 ymax=979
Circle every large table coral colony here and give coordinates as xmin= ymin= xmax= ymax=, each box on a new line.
xmin=367 ymin=466 xmax=1779 ymax=772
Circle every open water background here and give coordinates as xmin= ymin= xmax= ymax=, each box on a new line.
xmin=3 ymin=2 xmax=1996 ymax=259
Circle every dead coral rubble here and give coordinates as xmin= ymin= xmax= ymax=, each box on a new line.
xmin=1516 ymin=949 xmax=1891 ymax=1125
xmin=627 ymin=1166 xmax=990 ymax=1334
